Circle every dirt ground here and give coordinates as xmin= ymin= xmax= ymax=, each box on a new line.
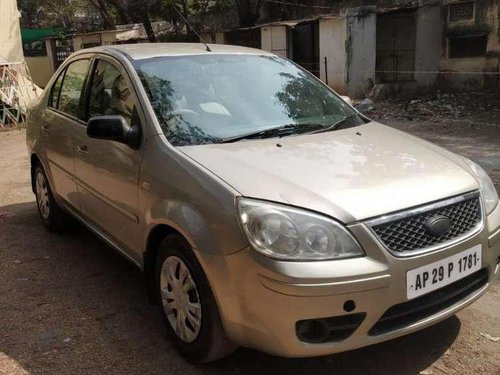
xmin=1 ymin=107 xmax=499 ymax=374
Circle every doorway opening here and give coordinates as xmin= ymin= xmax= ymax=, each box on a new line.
xmin=376 ymin=9 xmax=416 ymax=83
xmin=291 ymin=21 xmax=320 ymax=77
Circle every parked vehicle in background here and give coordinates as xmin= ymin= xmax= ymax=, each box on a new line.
xmin=26 ymin=43 xmax=500 ymax=363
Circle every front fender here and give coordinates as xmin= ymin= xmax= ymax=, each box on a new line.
xmin=143 ymin=196 xmax=248 ymax=256
xmin=140 ymin=136 xmax=248 ymax=257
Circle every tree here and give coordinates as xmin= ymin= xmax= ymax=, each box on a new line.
xmin=101 ymin=0 xmax=132 ymax=24
xmin=19 ymin=0 xmax=103 ymax=31
xmin=88 ymin=0 xmax=115 ymax=29
xmin=18 ymin=0 xmax=40 ymax=28
xmin=234 ymin=0 xmax=264 ymax=27
xmin=128 ymin=0 xmax=158 ymax=42
xmin=158 ymin=0 xmax=191 ymax=33
xmin=88 ymin=0 xmax=158 ymax=41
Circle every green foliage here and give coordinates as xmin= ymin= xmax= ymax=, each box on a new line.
xmin=19 ymin=0 xmax=256 ymax=34
xmin=18 ymin=0 xmax=96 ymax=29
xmin=157 ymin=0 xmax=230 ymax=20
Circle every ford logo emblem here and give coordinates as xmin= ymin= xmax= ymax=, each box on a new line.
xmin=425 ymin=215 xmax=452 ymax=236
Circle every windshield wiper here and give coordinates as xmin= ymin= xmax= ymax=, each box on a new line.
xmin=219 ymin=122 xmax=326 ymax=143
xmin=306 ymin=114 xmax=358 ymax=135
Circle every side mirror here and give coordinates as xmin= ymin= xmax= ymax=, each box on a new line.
xmin=87 ymin=115 xmax=140 ymax=149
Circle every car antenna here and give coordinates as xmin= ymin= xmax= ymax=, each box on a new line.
xmin=174 ymin=7 xmax=212 ymax=52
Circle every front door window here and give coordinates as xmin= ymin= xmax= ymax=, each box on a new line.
xmin=88 ymin=60 xmax=135 ymax=124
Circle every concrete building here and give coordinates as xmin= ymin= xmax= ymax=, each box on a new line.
xmin=71 ymin=22 xmax=167 ymax=51
xmin=440 ymin=0 xmax=500 ymax=90
xmin=211 ymin=0 xmax=499 ymax=98
xmin=211 ymin=6 xmax=441 ymax=98
xmin=44 ymin=23 xmax=162 ymax=76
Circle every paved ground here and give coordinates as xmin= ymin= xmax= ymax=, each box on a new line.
xmin=0 ymin=116 xmax=499 ymax=375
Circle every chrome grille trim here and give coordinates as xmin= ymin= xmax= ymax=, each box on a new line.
xmin=364 ymin=191 xmax=483 ymax=257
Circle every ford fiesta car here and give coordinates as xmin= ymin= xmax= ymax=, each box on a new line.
xmin=26 ymin=43 xmax=500 ymax=362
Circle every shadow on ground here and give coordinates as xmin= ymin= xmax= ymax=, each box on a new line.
xmin=0 ymin=201 xmax=461 ymax=375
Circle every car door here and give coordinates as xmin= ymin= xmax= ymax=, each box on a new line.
xmin=42 ymin=58 xmax=91 ymax=209
xmin=73 ymin=56 xmax=144 ymax=261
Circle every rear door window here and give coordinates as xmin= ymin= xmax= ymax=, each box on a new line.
xmin=57 ymin=59 xmax=90 ymax=118
xmin=48 ymin=69 xmax=65 ymax=108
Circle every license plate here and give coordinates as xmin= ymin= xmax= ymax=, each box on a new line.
xmin=407 ymin=245 xmax=482 ymax=300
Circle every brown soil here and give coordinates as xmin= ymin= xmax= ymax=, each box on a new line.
xmin=0 ymin=126 xmax=498 ymax=375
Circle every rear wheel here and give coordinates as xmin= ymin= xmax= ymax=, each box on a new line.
xmin=33 ymin=165 xmax=67 ymax=232
xmin=155 ymin=234 xmax=237 ymax=362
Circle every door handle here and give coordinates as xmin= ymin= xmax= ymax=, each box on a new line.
xmin=41 ymin=123 xmax=50 ymax=132
xmin=76 ymin=145 xmax=89 ymax=157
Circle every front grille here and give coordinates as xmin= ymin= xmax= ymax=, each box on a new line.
xmin=369 ymin=268 xmax=488 ymax=336
xmin=367 ymin=192 xmax=482 ymax=255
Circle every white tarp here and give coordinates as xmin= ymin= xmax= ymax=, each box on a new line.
xmin=0 ymin=0 xmax=41 ymax=123
xmin=0 ymin=0 xmax=24 ymax=63
xmin=116 ymin=26 xmax=148 ymax=41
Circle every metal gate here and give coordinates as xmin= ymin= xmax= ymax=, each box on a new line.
xmin=55 ymin=44 xmax=74 ymax=69
xmin=376 ymin=9 xmax=416 ymax=83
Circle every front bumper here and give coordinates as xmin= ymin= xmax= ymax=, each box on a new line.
xmin=196 ymin=207 xmax=500 ymax=358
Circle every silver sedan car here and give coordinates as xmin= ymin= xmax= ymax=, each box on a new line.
xmin=26 ymin=43 xmax=500 ymax=362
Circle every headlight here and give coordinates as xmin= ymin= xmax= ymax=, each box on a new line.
xmin=465 ymin=159 xmax=499 ymax=214
xmin=237 ymin=198 xmax=364 ymax=260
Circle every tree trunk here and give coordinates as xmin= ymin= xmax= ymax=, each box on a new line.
xmin=142 ymin=13 xmax=157 ymax=42
xmin=182 ymin=0 xmax=191 ymax=34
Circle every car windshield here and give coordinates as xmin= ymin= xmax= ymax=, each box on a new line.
xmin=135 ymin=54 xmax=361 ymax=146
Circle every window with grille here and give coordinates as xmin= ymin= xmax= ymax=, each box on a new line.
xmin=449 ymin=2 xmax=474 ymax=22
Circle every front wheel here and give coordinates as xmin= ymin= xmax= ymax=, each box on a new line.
xmin=155 ymin=234 xmax=237 ymax=362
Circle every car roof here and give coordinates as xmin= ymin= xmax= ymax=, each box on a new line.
xmin=79 ymin=43 xmax=273 ymax=60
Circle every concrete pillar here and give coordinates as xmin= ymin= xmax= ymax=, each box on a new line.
xmin=345 ymin=7 xmax=377 ymax=98
xmin=45 ymin=38 xmax=57 ymax=74
xmin=261 ymin=26 xmax=288 ymax=57
xmin=319 ymin=17 xmax=348 ymax=93
xmin=415 ymin=5 xmax=442 ymax=89
xmin=215 ymin=32 xmax=225 ymax=44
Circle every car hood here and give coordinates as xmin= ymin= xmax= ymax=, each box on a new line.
xmin=179 ymin=122 xmax=478 ymax=222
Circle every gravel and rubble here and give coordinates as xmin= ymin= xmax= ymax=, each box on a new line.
xmin=363 ymin=90 xmax=500 ymax=123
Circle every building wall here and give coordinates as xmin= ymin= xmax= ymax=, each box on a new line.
xmin=485 ymin=0 xmax=500 ymax=89
xmin=200 ymin=32 xmax=214 ymax=43
xmin=73 ymin=36 xmax=84 ymax=51
xmin=440 ymin=0 xmax=499 ymax=89
xmin=213 ymin=0 xmax=498 ymax=97
xmin=414 ymin=5 xmax=442 ymax=88
xmin=370 ymin=5 xmax=442 ymax=98
xmin=345 ymin=8 xmax=377 ymax=98
xmin=215 ymin=32 xmax=226 ymax=44
xmin=261 ymin=25 xmax=288 ymax=57
xmin=25 ymin=56 xmax=52 ymax=88
xmin=73 ymin=32 xmax=118 ymax=52
xmin=319 ymin=17 xmax=348 ymax=93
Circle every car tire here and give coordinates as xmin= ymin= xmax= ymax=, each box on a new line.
xmin=33 ymin=165 xmax=67 ymax=232
xmin=155 ymin=234 xmax=238 ymax=363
